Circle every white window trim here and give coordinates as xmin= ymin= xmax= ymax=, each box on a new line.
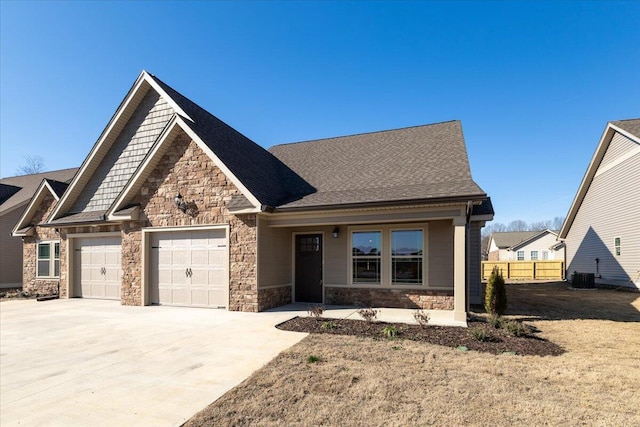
xmin=516 ymin=250 xmax=525 ymax=261
xmin=614 ymin=236 xmax=621 ymax=256
xmin=36 ymin=240 xmax=60 ymax=278
xmin=347 ymin=223 xmax=429 ymax=289
xmin=530 ymin=250 xmax=538 ymax=261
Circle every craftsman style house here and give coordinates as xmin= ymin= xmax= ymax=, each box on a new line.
xmin=13 ymin=71 xmax=493 ymax=326
xmin=559 ymin=119 xmax=640 ymax=290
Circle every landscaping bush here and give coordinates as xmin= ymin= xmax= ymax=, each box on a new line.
xmin=307 ymin=304 xmax=325 ymax=319
xmin=358 ymin=307 xmax=378 ymax=322
xmin=485 ymin=266 xmax=507 ymax=316
xmin=413 ymin=309 xmax=430 ymax=327
xmin=382 ymin=325 xmax=399 ymax=339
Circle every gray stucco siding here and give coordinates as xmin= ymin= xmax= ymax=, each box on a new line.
xmin=71 ymin=90 xmax=174 ymax=213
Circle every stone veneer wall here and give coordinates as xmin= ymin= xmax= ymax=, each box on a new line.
xmin=258 ymin=285 xmax=292 ymax=311
xmin=127 ymin=133 xmax=258 ymax=311
xmin=325 ymin=287 xmax=454 ymax=310
xmin=22 ymin=193 xmax=64 ymax=296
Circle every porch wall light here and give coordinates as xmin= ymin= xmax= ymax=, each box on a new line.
xmin=174 ymin=193 xmax=187 ymax=213
xmin=332 ymin=226 xmax=340 ymax=238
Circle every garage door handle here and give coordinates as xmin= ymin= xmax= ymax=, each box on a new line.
xmin=186 ymin=268 xmax=192 ymax=278
xmin=100 ymin=267 xmax=106 ymax=275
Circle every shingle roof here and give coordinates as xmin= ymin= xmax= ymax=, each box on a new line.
xmin=0 ymin=168 xmax=78 ymax=215
xmin=45 ymin=179 xmax=70 ymax=199
xmin=47 ymin=210 xmax=107 ymax=225
xmin=268 ymin=121 xmax=486 ymax=209
xmin=0 ymin=184 xmax=21 ymax=205
xmin=612 ymin=118 xmax=640 ymax=139
xmin=490 ymin=231 xmax=540 ymax=249
xmin=148 ymin=74 xmax=315 ymax=208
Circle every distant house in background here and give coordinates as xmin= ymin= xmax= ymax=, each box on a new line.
xmin=559 ymin=118 xmax=640 ymax=290
xmin=0 ymin=168 xmax=78 ymax=288
xmin=487 ymin=230 xmax=564 ymax=261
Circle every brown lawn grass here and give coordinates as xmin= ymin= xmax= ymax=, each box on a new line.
xmin=185 ymin=282 xmax=640 ymax=426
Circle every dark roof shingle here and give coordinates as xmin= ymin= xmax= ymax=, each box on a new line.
xmin=611 ymin=118 xmax=640 ymax=139
xmin=268 ymin=121 xmax=486 ymax=209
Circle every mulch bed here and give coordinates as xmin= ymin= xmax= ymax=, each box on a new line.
xmin=277 ymin=317 xmax=564 ymax=356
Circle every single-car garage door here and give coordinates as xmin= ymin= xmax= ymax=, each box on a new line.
xmin=75 ymin=236 xmax=122 ymax=300
xmin=149 ymin=229 xmax=228 ymax=308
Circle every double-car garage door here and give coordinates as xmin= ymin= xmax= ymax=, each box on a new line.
xmin=74 ymin=229 xmax=228 ymax=308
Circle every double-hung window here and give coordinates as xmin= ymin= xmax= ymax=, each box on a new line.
xmin=352 ymin=231 xmax=381 ymax=283
xmin=516 ymin=250 xmax=525 ymax=261
xmin=37 ymin=242 xmax=60 ymax=278
xmin=391 ymin=229 xmax=423 ymax=284
xmin=530 ymin=251 xmax=538 ymax=260
xmin=614 ymin=237 xmax=621 ymax=256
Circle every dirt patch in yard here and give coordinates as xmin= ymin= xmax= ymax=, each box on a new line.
xmin=184 ymin=283 xmax=640 ymax=427
xmin=277 ymin=317 xmax=563 ymax=356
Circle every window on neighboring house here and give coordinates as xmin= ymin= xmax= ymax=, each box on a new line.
xmin=542 ymin=251 xmax=549 ymax=260
xmin=517 ymin=250 xmax=525 ymax=261
xmin=531 ymin=251 xmax=538 ymax=260
xmin=391 ymin=230 xmax=423 ymax=284
xmin=614 ymin=237 xmax=621 ymax=256
xmin=37 ymin=242 xmax=60 ymax=278
xmin=352 ymin=231 xmax=381 ymax=283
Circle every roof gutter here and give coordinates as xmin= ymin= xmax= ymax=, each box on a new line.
xmin=271 ymin=194 xmax=487 ymax=214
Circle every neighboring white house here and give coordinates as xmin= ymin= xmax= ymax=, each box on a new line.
xmin=559 ymin=118 xmax=640 ymax=290
xmin=488 ymin=230 xmax=564 ymax=261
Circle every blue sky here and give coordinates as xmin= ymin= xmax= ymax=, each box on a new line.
xmin=1 ymin=1 xmax=638 ymax=225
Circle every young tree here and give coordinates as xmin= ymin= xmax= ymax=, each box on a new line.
xmin=15 ymin=155 xmax=45 ymax=175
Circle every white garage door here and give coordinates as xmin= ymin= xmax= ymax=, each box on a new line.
xmin=149 ymin=229 xmax=228 ymax=308
xmin=75 ymin=236 xmax=122 ymax=300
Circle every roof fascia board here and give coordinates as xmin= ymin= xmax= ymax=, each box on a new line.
xmin=174 ymin=116 xmax=262 ymax=209
xmin=274 ymin=195 xmax=486 ymax=213
xmin=107 ymin=116 xmax=262 ymax=218
xmin=559 ymin=124 xmax=617 ymax=238
xmin=144 ymin=71 xmax=193 ymax=122
xmin=12 ymin=180 xmax=60 ymax=236
xmin=49 ymin=71 xmax=156 ymax=221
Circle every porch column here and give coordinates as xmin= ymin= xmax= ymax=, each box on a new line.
xmin=453 ymin=217 xmax=467 ymax=326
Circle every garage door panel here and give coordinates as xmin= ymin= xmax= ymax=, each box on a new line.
xmin=76 ymin=237 xmax=122 ymax=300
xmin=150 ymin=229 xmax=228 ymax=308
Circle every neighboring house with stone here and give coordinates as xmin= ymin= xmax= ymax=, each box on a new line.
xmin=559 ymin=118 xmax=640 ymax=290
xmin=487 ymin=230 xmax=564 ymax=261
xmin=0 ymin=168 xmax=77 ymax=289
xmin=13 ymin=71 xmax=493 ymax=326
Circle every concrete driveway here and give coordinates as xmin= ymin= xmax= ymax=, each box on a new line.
xmin=0 ymin=299 xmax=307 ymax=426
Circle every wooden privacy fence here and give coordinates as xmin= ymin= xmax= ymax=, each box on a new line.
xmin=482 ymin=261 xmax=565 ymax=281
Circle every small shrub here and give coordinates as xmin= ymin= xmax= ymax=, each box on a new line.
xmin=469 ymin=327 xmax=492 ymax=342
xmin=413 ymin=309 xmax=430 ymax=327
xmin=487 ymin=315 xmax=504 ymax=329
xmin=485 ymin=266 xmax=507 ymax=316
xmin=306 ymin=355 xmax=321 ymax=364
xmin=382 ymin=325 xmax=398 ymax=339
xmin=307 ymin=304 xmax=325 ymax=319
xmin=503 ymin=320 xmax=531 ymax=337
xmin=358 ymin=307 xmax=378 ymax=322
xmin=320 ymin=321 xmax=335 ymax=331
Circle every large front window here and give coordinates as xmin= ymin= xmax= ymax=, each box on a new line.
xmin=37 ymin=242 xmax=60 ymax=278
xmin=391 ymin=230 xmax=423 ymax=284
xmin=352 ymin=231 xmax=381 ymax=283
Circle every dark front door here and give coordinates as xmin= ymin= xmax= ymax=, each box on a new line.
xmin=295 ymin=234 xmax=323 ymax=303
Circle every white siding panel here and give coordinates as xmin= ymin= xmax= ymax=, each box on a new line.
xmin=600 ymin=132 xmax=639 ymax=169
xmin=566 ymin=134 xmax=640 ymax=288
xmin=71 ymin=90 xmax=174 ymax=212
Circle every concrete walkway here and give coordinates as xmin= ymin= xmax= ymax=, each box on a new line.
xmin=0 ymin=299 xmax=308 ymax=427
xmin=0 ymin=299 xmax=423 ymax=426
